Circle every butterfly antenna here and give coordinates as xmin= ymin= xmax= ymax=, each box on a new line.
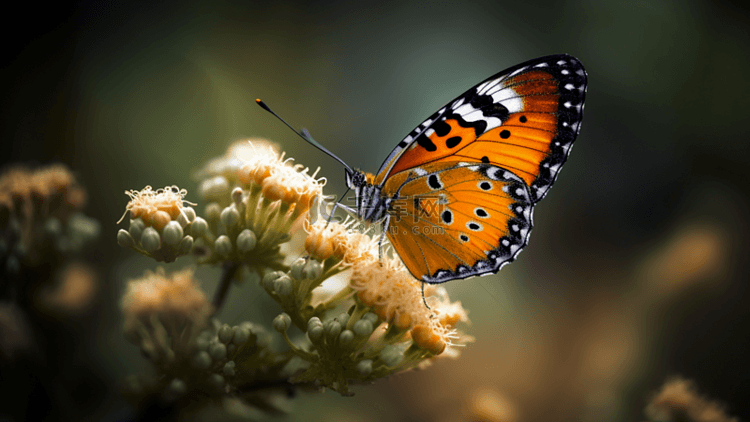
xmin=255 ymin=99 xmax=353 ymax=172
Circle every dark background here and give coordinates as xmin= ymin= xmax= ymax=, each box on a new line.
xmin=2 ymin=1 xmax=750 ymax=421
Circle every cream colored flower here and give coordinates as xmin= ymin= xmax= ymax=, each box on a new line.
xmin=122 ymin=268 xmax=211 ymax=363
xmin=305 ymin=218 xmax=469 ymax=356
xmin=304 ymin=218 xmax=379 ymax=264
xmin=122 ymin=267 xmax=210 ymax=321
xmin=123 ymin=185 xmax=191 ymax=231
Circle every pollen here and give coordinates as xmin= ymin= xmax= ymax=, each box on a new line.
xmin=123 ymin=186 xmax=189 ymax=230
xmin=411 ymin=324 xmax=447 ymax=355
xmin=304 ymin=219 xmax=379 ymax=264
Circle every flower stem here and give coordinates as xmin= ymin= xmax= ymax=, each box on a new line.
xmin=212 ymin=261 xmax=240 ymax=314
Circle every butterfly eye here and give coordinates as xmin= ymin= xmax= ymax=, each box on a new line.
xmin=478 ymin=181 xmax=492 ymax=191
xmin=459 ymin=234 xmax=470 ymax=243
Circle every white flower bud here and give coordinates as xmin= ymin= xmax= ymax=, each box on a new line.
xmin=325 ymin=320 xmax=342 ymax=341
xmin=128 ymin=218 xmax=146 ymax=241
xmin=191 ymin=217 xmax=208 ymax=237
xmin=223 ymin=361 xmax=236 ymax=377
xmin=209 ymin=373 xmax=225 ymax=389
xmin=165 ymin=378 xmax=187 ymax=401
xmin=380 ymin=345 xmax=404 ymax=367
xmin=117 ymin=229 xmax=135 ymax=248
xmin=178 ymin=236 xmax=193 ymax=255
xmin=162 ymin=221 xmax=184 ymax=246
xmin=233 ymin=327 xmax=251 ymax=345
xmin=209 ymin=342 xmax=227 ymax=360
xmin=273 ymin=313 xmax=292 ymax=332
xmin=218 ymin=324 xmax=235 ymax=343
xmin=182 ymin=206 xmax=196 ymax=222
xmin=237 ymin=229 xmax=257 ymax=253
xmin=215 ymin=235 xmax=232 ymax=257
xmin=273 ymin=275 xmax=294 ymax=298
xmin=199 ymin=176 xmax=230 ymax=201
xmin=140 ymin=227 xmax=161 ymax=252
xmin=220 ymin=205 xmax=240 ymax=229
xmin=289 ymin=258 xmax=306 ymax=280
xmin=192 ymin=351 xmax=212 ymax=369
xmin=205 ymin=202 xmax=222 ymax=224
xmin=353 ymin=319 xmax=374 ymax=337
xmin=339 ymin=329 xmax=354 ymax=347
xmin=231 ymin=187 xmax=243 ymax=206
xmin=362 ymin=312 xmax=379 ymax=324
xmin=356 ymin=359 xmax=373 ymax=376
xmin=302 ymin=259 xmax=323 ymax=280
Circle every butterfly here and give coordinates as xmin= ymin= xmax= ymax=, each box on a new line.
xmin=259 ymin=54 xmax=587 ymax=284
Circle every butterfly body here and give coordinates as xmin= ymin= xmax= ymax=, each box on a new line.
xmin=344 ymin=54 xmax=587 ymax=284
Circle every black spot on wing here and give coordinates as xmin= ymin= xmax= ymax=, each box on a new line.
xmin=441 ymin=210 xmax=453 ymax=224
xmin=428 ymin=174 xmax=442 ymax=190
xmin=415 ymin=133 xmax=437 ymax=152
xmin=468 ymin=93 xmax=510 ymax=120
xmin=432 ymin=120 xmax=451 ymax=137
xmin=446 ymin=136 xmax=461 ymax=148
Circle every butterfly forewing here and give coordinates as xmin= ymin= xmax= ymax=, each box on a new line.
xmin=374 ymin=54 xmax=586 ymax=204
xmin=382 ymin=162 xmax=534 ymax=283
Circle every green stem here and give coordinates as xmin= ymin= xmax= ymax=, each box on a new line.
xmin=212 ymin=261 xmax=240 ymax=314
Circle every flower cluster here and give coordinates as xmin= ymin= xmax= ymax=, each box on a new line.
xmin=117 ymin=186 xmax=196 ymax=263
xmin=0 ymin=164 xmax=99 ymax=311
xmin=118 ymin=139 xmax=470 ymax=412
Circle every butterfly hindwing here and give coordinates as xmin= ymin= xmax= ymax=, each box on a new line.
xmin=374 ymin=54 xmax=586 ymax=203
xmin=382 ymin=161 xmax=534 ymax=283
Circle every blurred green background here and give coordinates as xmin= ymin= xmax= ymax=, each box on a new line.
xmin=2 ymin=0 xmax=750 ymax=421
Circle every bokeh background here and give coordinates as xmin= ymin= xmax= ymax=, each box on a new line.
xmin=2 ymin=0 xmax=750 ymax=421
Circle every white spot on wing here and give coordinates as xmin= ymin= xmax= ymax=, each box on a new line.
xmin=509 ymin=66 xmax=527 ymax=77
xmin=491 ymin=86 xmax=523 ymax=113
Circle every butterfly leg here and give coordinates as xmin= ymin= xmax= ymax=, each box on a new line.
xmin=324 ymin=191 xmax=355 ymax=227
xmin=377 ymin=214 xmax=392 ymax=261
xmin=421 ymin=282 xmax=431 ymax=310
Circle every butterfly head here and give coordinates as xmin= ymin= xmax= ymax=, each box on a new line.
xmin=344 ymin=168 xmax=368 ymax=189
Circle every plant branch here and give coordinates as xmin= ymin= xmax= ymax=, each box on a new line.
xmin=212 ymin=261 xmax=240 ymax=314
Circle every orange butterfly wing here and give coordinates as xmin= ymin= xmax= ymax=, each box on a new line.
xmin=373 ymin=55 xmax=586 ymax=282
xmin=382 ymin=161 xmax=533 ymax=282
xmin=374 ymin=54 xmax=586 ymax=203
